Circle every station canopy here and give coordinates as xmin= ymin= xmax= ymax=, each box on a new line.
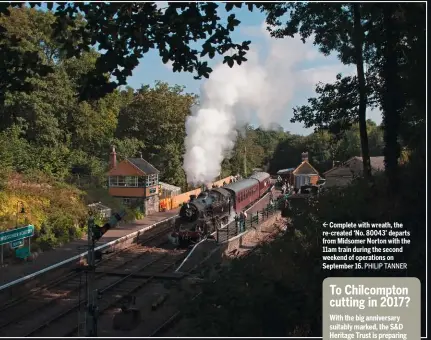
xmin=159 ymin=181 xmax=181 ymax=194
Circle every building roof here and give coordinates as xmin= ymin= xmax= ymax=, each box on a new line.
xmin=127 ymin=158 xmax=160 ymax=175
xmin=356 ymin=156 xmax=385 ymax=171
xmin=277 ymin=168 xmax=295 ymax=175
xmin=88 ymin=202 xmax=111 ymax=212
xmin=159 ymin=181 xmax=181 ymax=192
xmin=224 ymin=178 xmax=258 ymax=194
xmin=323 ymin=156 xmax=385 ymax=176
xmin=292 ymin=161 xmax=320 ymax=176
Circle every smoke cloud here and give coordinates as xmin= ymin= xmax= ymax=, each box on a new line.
xmin=182 ymin=23 xmax=345 ymax=185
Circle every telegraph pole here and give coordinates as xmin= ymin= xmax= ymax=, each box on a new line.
xmin=85 ymin=215 xmax=98 ymax=337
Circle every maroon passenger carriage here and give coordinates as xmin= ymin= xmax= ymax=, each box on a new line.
xmin=224 ymin=171 xmax=271 ymax=212
xmin=249 ymin=172 xmax=271 ymax=197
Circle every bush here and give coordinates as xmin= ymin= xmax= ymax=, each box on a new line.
xmin=133 ymin=208 xmax=145 ymax=220
xmin=35 ymin=227 xmax=60 ymax=251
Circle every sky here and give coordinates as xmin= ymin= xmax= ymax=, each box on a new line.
xmin=125 ymin=2 xmax=383 ymax=136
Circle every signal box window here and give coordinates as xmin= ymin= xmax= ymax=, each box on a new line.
xmin=146 ymin=174 xmax=159 ymax=186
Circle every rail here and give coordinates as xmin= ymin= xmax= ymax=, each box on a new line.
xmin=174 ymin=237 xmax=207 ymax=273
xmin=0 ymin=214 xmax=179 ymax=292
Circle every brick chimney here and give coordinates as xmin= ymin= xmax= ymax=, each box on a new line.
xmin=301 ymin=152 xmax=309 ymax=162
xmin=110 ymin=145 xmax=117 ymax=169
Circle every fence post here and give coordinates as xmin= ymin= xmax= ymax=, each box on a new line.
xmin=256 ymin=211 xmax=259 ymax=224
xmin=216 ymin=228 xmax=219 ymax=243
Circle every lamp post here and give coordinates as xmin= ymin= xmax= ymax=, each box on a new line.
xmin=16 ymin=201 xmax=25 ymax=229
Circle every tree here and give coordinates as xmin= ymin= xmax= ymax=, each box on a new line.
xmin=351 ymin=3 xmax=371 ymax=180
xmin=368 ymin=3 xmax=425 ymax=188
xmin=264 ymin=3 xmax=375 ymax=179
xmin=0 ymin=7 xmax=128 ymax=182
xmin=115 ymin=81 xmax=197 ymax=189
xmin=0 ymin=6 xmax=52 ymax=104
xmin=1 ymin=2 xmax=259 ymax=101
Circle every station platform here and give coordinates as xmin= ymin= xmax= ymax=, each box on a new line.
xmin=0 ymin=208 xmax=180 ymax=286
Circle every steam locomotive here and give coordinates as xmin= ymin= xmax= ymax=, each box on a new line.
xmin=169 ymin=172 xmax=271 ymax=247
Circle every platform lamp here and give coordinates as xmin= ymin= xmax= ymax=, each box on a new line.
xmin=15 ymin=201 xmax=26 ymax=229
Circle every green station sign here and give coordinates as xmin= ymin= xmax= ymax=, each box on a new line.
xmin=16 ymin=246 xmax=31 ymax=259
xmin=0 ymin=225 xmax=34 ymax=246
xmin=10 ymin=239 xmax=24 ymax=248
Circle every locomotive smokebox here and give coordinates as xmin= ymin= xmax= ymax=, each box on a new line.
xmin=190 ymin=194 xmax=196 ymax=201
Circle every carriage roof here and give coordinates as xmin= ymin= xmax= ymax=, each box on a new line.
xmin=249 ymin=172 xmax=270 ymax=183
xmin=224 ymin=178 xmax=258 ymax=194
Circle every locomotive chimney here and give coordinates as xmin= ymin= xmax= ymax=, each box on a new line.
xmin=110 ymin=145 xmax=117 ymax=169
xmin=190 ymin=194 xmax=196 ymax=201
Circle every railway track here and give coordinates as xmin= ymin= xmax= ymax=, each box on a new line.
xmin=0 ymin=223 xmax=181 ymax=337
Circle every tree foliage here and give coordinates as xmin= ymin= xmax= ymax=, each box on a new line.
xmin=263 ymin=2 xmax=377 ymax=178
xmin=115 ymin=82 xmax=197 ymax=189
xmin=0 ymin=2 xmax=261 ymax=100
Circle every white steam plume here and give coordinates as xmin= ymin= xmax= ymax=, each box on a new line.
xmin=182 ymin=22 xmax=328 ymax=186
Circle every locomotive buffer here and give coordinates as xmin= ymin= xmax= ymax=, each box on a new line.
xmin=80 ymin=210 xmax=126 ymax=337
